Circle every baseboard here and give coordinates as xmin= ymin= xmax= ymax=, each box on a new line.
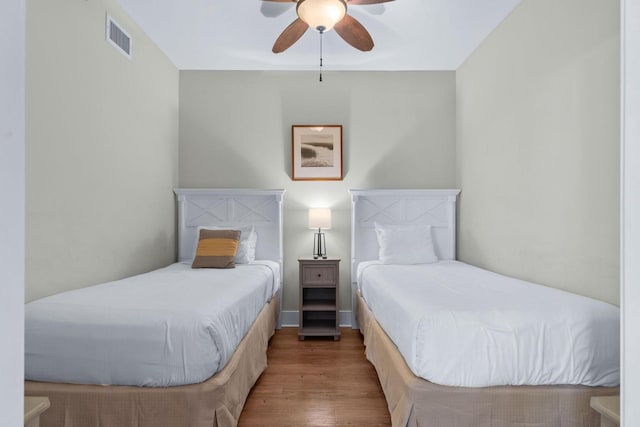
xmin=280 ymin=310 xmax=352 ymax=328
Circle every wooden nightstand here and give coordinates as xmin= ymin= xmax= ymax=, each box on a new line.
xmin=24 ymin=396 xmax=50 ymax=427
xmin=590 ymin=395 xmax=620 ymax=427
xmin=298 ymin=256 xmax=340 ymax=340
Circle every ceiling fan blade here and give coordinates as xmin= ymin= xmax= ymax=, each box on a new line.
xmin=272 ymin=18 xmax=309 ymax=53
xmin=334 ymin=14 xmax=374 ymax=51
xmin=347 ymin=0 xmax=394 ymax=4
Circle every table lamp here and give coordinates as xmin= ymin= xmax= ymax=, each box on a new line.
xmin=308 ymin=208 xmax=331 ymax=259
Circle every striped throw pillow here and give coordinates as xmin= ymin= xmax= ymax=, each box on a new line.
xmin=191 ymin=229 xmax=240 ymax=269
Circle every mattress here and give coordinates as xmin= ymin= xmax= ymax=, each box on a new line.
xmin=25 ymin=294 xmax=280 ymax=427
xmin=357 ymin=260 xmax=620 ymax=388
xmin=356 ymin=290 xmax=618 ymax=427
xmin=25 ymin=261 xmax=280 ymax=387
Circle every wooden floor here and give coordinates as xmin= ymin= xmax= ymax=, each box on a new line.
xmin=238 ymin=327 xmax=391 ymax=427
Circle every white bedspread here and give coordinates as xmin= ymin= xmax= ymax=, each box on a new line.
xmin=25 ymin=261 xmax=279 ymax=387
xmin=358 ymin=261 xmax=619 ymax=388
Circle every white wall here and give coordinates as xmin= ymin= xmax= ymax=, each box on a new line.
xmin=179 ymin=71 xmax=457 ymax=312
xmin=0 ymin=0 xmax=25 ymax=424
xmin=456 ymin=0 xmax=620 ymax=305
xmin=25 ymin=0 xmax=180 ymax=301
xmin=621 ymin=0 xmax=640 ymax=424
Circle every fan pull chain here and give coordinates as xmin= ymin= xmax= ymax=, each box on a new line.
xmin=319 ymin=30 xmax=323 ymax=82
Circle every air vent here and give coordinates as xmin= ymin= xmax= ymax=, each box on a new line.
xmin=106 ymin=15 xmax=132 ymax=59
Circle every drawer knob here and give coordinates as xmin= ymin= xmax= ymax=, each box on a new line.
xmin=317 ymin=273 xmax=322 ymax=278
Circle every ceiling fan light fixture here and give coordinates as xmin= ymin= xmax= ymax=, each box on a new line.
xmin=296 ymin=0 xmax=347 ymax=33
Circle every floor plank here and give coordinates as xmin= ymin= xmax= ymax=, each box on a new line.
xmin=238 ymin=327 xmax=391 ymax=427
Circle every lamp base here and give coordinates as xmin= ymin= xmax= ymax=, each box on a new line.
xmin=313 ymin=231 xmax=326 ymax=259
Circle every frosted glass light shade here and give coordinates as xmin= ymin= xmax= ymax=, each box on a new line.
xmin=297 ymin=0 xmax=347 ymax=32
xmin=308 ymin=208 xmax=332 ymax=229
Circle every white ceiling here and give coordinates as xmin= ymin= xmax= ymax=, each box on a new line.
xmin=117 ymin=0 xmax=522 ymax=71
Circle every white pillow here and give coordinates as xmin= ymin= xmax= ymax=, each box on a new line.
xmin=374 ymin=222 xmax=438 ymax=265
xmin=195 ymin=225 xmax=257 ymax=264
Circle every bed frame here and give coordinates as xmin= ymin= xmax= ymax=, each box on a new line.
xmin=350 ymin=189 xmax=618 ymax=427
xmin=25 ymin=188 xmax=285 ymax=427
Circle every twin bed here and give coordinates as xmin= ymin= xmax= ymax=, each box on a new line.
xmin=25 ymin=188 xmax=285 ymax=427
xmin=25 ymin=188 xmax=619 ymax=427
xmin=350 ymin=189 xmax=619 ymax=426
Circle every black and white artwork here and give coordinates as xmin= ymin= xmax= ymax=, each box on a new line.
xmin=292 ymin=125 xmax=342 ymax=180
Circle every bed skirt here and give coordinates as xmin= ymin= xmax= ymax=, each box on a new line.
xmin=25 ymin=292 xmax=280 ymax=427
xmin=355 ymin=290 xmax=618 ymax=427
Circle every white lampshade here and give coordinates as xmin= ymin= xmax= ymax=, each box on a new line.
xmin=308 ymin=208 xmax=332 ymax=230
xmin=297 ymin=0 xmax=347 ymax=33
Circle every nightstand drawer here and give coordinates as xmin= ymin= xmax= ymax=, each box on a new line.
xmin=301 ymin=265 xmax=337 ymax=286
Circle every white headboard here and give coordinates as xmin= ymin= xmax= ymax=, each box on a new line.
xmin=174 ymin=188 xmax=285 ymax=325
xmin=350 ymin=189 xmax=460 ymax=328
xmin=174 ymin=188 xmax=285 ymax=262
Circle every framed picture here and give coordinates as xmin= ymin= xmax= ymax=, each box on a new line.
xmin=292 ymin=125 xmax=343 ymax=181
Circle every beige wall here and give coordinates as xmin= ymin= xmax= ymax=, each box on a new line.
xmin=25 ymin=0 xmax=179 ymax=301
xmin=23 ymin=0 xmax=620 ymax=312
xmin=456 ymin=0 xmax=620 ymax=304
xmin=179 ymin=71 xmax=457 ymax=311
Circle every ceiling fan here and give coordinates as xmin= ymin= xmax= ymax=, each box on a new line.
xmin=263 ymin=0 xmax=395 ymax=53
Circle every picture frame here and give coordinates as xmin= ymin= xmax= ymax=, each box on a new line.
xmin=292 ymin=125 xmax=343 ymax=181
